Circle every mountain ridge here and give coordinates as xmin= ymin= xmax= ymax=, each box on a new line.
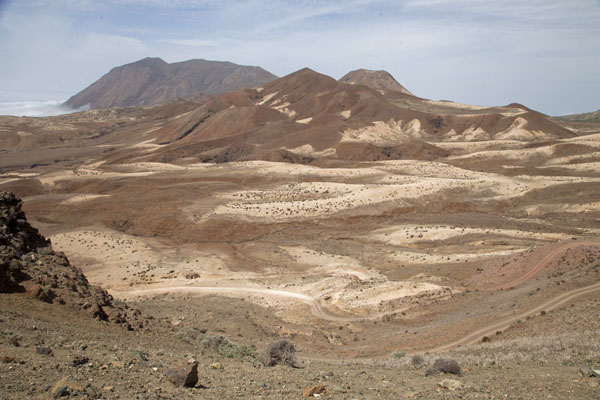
xmin=65 ymin=57 xmax=278 ymax=109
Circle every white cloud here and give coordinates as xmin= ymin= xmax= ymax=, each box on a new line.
xmin=0 ymin=100 xmax=89 ymax=117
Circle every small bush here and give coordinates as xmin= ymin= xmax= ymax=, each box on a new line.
xmin=390 ymin=352 xmax=405 ymax=359
xmin=425 ymin=358 xmax=461 ymax=376
xmin=200 ymin=334 xmax=257 ymax=360
xmin=173 ymin=327 xmax=200 ymax=343
xmin=260 ymin=339 xmax=299 ymax=368
xmin=411 ymin=354 xmax=425 ymax=365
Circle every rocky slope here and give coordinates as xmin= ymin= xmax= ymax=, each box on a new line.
xmin=0 ymin=191 xmax=146 ymax=330
xmin=65 ymin=57 xmax=277 ymax=109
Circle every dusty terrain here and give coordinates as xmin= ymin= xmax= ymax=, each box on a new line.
xmin=1 ymin=69 xmax=600 ymax=398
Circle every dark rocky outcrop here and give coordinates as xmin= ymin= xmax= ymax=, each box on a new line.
xmin=0 ymin=191 xmax=146 ymax=330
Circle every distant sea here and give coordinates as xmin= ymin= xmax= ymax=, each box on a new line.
xmin=0 ymin=100 xmax=89 ymax=117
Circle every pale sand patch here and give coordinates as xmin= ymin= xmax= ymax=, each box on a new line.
xmin=286 ymin=144 xmax=336 ymax=158
xmin=50 ymin=229 xmax=233 ymax=291
xmin=340 ymin=110 xmax=351 ymax=119
xmin=61 ymin=194 xmax=111 ymax=204
xmin=523 ymin=202 xmax=600 ymax=216
xmin=307 ymin=276 xmax=450 ymax=312
xmin=0 ymin=172 xmax=40 ymax=178
xmin=38 ymin=166 xmax=156 ymax=186
xmin=122 ymin=162 xmax=187 ymax=171
xmin=455 ymin=126 xmax=490 ymax=141
xmin=295 ymin=117 xmax=313 ymax=124
xmin=537 ymin=161 xmax=600 ymax=172
xmin=173 ymin=110 xmax=194 ymax=120
xmin=279 ymin=245 xmax=450 ymax=312
xmin=367 ymin=224 xmax=571 ymax=245
xmin=340 ymin=119 xmax=425 ymax=145
xmin=544 ymin=152 xmax=600 ymax=167
xmin=256 ymin=91 xmax=278 ymax=106
xmin=124 ymin=138 xmax=162 ymax=152
xmin=447 ymin=145 xmax=555 ymax=163
xmin=271 ymin=101 xmax=296 ymax=118
xmin=208 ymin=160 xmax=593 ymax=221
xmin=431 ymin=140 xmax=524 ymax=152
xmin=423 ymin=99 xmax=489 ymax=111
xmin=388 ymin=249 xmax=525 ymax=264
xmin=281 ymin=246 xmax=363 ymax=273
xmin=561 ymin=133 xmax=600 ymax=142
xmin=495 ymin=117 xmax=547 ymax=141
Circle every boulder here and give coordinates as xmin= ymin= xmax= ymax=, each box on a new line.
xmin=166 ymin=361 xmax=198 ymax=387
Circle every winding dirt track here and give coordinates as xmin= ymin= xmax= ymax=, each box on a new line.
xmin=430 ymin=281 xmax=600 ymax=352
xmin=490 ymin=240 xmax=599 ymax=290
xmin=112 ymin=240 xmax=600 ymax=353
xmin=112 ymin=286 xmax=366 ymax=322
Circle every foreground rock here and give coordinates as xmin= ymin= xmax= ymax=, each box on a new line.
xmin=166 ymin=361 xmax=199 ymax=387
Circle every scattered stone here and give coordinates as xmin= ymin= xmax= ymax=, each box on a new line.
xmin=210 ymin=361 xmax=223 ymax=370
xmin=581 ymin=367 xmax=600 ymax=377
xmin=72 ymin=356 xmax=89 ymax=366
xmin=1 ymin=356 xmax=15 ymax=363
xmin=52 ymin=377 xmax=84 ymax=398
xmin=36 ymin=346 xmax=53 ymax=356
xmin=29 ymin=285 xmax=54 ymax=303
xmin=303 ymin=384 xmax=327 ymax=398
xmin=130 ymin=350 xmax=149 ymax=364
xmin=166 ymin=361 xmax=198 ymax=387
xmin=90 ymin=303 xmax=108 ymax=321
xmin=438 ymin=379 xmax=465 ymax=390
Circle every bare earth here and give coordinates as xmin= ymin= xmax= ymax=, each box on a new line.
xmin=1 ymin=92 xmax=600 ymax=398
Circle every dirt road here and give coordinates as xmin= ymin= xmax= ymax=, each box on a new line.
xmin=430 ymin=281 xmax=600 ymax=352
xmin=491 ymin=240 xmax=599 ymax=290
xmin=112 ymin=285 xmax=366 ymax=322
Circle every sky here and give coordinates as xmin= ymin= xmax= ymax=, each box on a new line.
xmin=0 ymin=0 xmax=599 ymax=116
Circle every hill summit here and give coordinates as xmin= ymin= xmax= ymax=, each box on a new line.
xmin=339 ymin=68 xmax=413 ymax=95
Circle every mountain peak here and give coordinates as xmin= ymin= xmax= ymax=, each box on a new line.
xmin=339 ymin=69 xmax=413 ymax=96
xmin=127 ymin=57 xmax=168 ymax=70
xmin=65 ymin=58 xmax=278 ymax=109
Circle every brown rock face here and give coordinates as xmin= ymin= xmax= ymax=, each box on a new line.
xmin=166 ymin=362 xmax=199 ymax=387
xmin=65 ymin=57 xmax=278 ymax=109
xmin=0 ymin=191 xmax=48 ymax=292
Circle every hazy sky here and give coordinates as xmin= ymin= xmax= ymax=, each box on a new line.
xmin=1 ymin=0 xmax=599 ymax=116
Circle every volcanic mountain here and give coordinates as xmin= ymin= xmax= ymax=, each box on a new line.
xmin=64 ymin=57 xmax=278 ymax=109
xmin=97 ymin=67 xmax=574 ymax=165
xmin=339 ymin=69 xmax=413 ymax=95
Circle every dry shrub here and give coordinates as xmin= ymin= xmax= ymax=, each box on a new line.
xmin=411 ymin=354 xmax=425 ymax=365
xmin=260 ymin=339 xmax=299 ymax=367
xmin=425 ymin=358 xmax=461 ymax=376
